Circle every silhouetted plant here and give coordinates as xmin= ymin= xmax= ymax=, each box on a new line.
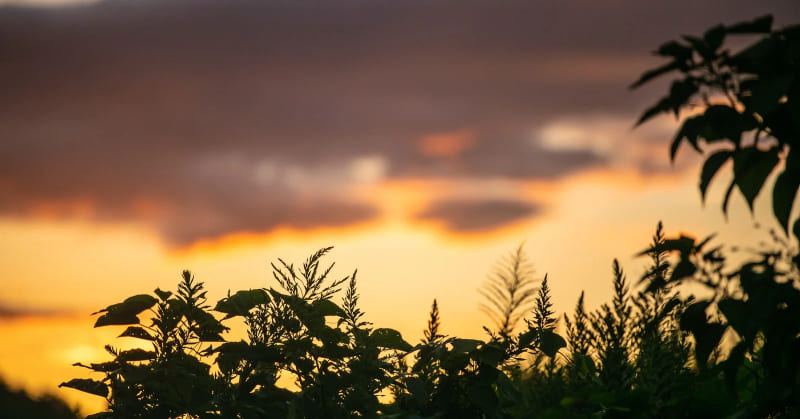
xmin=479 ymin=244 xmax=538 ymax=338
xmin=633 ymin=14 xmax=800 ymax=242
xmin=59 ymin=13 xmax=800 ymax=419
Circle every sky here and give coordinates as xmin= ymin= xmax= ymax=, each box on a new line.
xmin=1 ymin=0 xmax=798 ymax=414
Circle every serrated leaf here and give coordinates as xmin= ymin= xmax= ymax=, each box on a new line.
xmin=117 ymin=348 xmax=156 ymax=362
xmin=772 ymin=151 xmax=800 ymax=233
xmin=630 ymin=60 xmax=681 ymax=89
xmin=450 ymin=338 xmax=483 ymax=353
xmin=718 ymin=298 xmax=752 ymax=339
xmin=153 ymin=288 xmax=172 ymax=301
xmin=118 ymin=326 xmax=154 ymax=341
xmin=722 ymin=180 xmax=736 ymax=216
xmin=518 ymin=329 xmax=536 ymax=349
xmin=671 ymin=116 xmax=705 ymax=161
xmin=59 ymin=379 xmax=108 ymax=398
xmin=311 ymin=299 xmax=344 ymax=317
xmin=94 ymin=312 xmax=140 ymax=328
xmin=636 ymin=79 xmax=698 ymax=126
xmin=703 ymin=25 xmax=726 ymax=53
xmin=699 ymin=106 xmax=758 ymax=143
xmin=93 ymin=294 xmax=157 ymax=327
xmin=699 ymin=150 xmax=733 ymax=203
xmin=733 ymin=146 xmax=780 ymax=211
xmin=726 ymin=15 xmax=773 ymax=34
xmin=742 ymin=74 xmax=794 ymax=116
xmin=538 ymin=329 xmax=566 ymax=358
xmin=370 ymin=328 xmax=413 ymax=351
xmin=475 ymin=342 xmax=505 ymax=365
xmin=669 ymin=258 xmax=697 ymax=283
xmin=214 ymin=289 xmax=270 ymax=319
xmin=680 ymin=301 xmax=711 ymax=332
xmin=655 ymin=40 xmax=693 ymax=61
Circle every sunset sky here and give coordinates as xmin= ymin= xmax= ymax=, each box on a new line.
xmin=1 ymin=0 xmax=799 ymax=414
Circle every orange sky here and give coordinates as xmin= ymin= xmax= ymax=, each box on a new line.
xmin=1 ymin=161 xmax=788 ymax=414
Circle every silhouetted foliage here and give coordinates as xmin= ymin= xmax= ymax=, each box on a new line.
xmin=59 ymin=13 xmax=800 ymax=419
xmin=633 ymin=14 xmax=800 ymax=240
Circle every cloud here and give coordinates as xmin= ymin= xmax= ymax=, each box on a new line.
xmin=0 ymin=302 xmax=68 ymax=320
xmin=416 ymin=199 xmax=540 ymax=232
xmin=0 ymin=0 xmax=796 ymax=243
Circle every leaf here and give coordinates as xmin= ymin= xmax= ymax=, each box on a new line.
xmin=370 ymin=328 xmax=413 ymax=351
xmin=538 ymin=329 xmax=566 ymax=358
xmin=655 ymin=40 xmax=693 ymax=61
xmin=733 ymin=146 xmax=780 ymax=211
xmin=637 ymin=234 xmax=695 ymax=256
xmin=96 ymin=294 xmax=158 ymax=316
xmin=669 ymin=258 xmax=697 ymax=283
xmin=93 ymin=294 xmax=158 ymax=327
xmin=670 ymin=116 xmax=705 ymax=161
xmin=153 ymin=288 xmax=172 ymax=301
xmin=680 ymin=301 xmax=725 ymax=367
xmin=94 ymin=313 xmax=140 ymax=328
xmin=630 ymin=60 xmax=681 ymax=89
xmin=450 ymin=338 xmax=483 ymax=354
xmin=726 ymin=15 xmax=773 ymax=34
xmin=695 ymin=322 xmax=727 ymax=367
xmin=699 ymin=106 xmax=758 ymax=143
xmin=680 ymin=301 xmax=711 ymax=332
xmin=741 ymin=74 xmax=795 ymax=116
xmin=699 ymin=151 xmax=733 ymax=203
xmin=118 ymin=326 xmax=154 ymax=341
xmin=311 ymin=299 xmax=344 ymax=317
xmin=718 ymin=298 xmax=752 ymax=339
xmin=215 ymin=341 xmax=281 ymax=373
xmin=59 ymin=379 xmax=108 ymax=398
xmin=475 ymin=342 xmax=505 ymax=365
xmin=518 ymin=329 xmax=536 ymax=349
xmin=116 ymin=348 xmax=156 ymax=362
xmin=636 ymin=79 xmax=698 ymax=126
xmin=722 ymin=180 xmax=736 ymax=216
xmin=214 ymin=289 xmax=270 ymax=319
xmin=772 ymin=151 xmax=800 ymax=233
xmin=702 ymin=24 xmax=726 ymax=53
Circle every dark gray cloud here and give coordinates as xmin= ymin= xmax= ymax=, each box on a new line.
xmin=0 ymin=302 xmax=68 ymax=320
xmin=0 ymin=0 xmax=797 ymax=243
xmin=417 ymin=199 xmax=540 ymax=232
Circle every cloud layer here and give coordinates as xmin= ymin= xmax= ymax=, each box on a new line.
xmin=1 ymin=0 xmax=796 ymax=244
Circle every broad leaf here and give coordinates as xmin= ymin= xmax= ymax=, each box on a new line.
xmin=718 ymin=298 xmax=753 ymax=340
xmin=630 ymin=60 xmax=680 ymax=89
xmin=772 ymin=150 xmax=800 ymax=233
xmin=59 ymin=379 xmax=108 ymax=398
xmin=117 ymin=348 xmax=156 ymax=362
xmin=153 ymin=288 xmax=172 ymax=301
xmin=214 ymin=289 xmax=270 ymax=319
xmin=450 ymin=338 xmax=483 ymax=354
xmin=94 ymin=294 xmax=158 ymax=316
xmin=538 ymin=329 xmax=567 ymax=358
xmin=118 ymin=326 xmax=154 ymax=341
xmin=94 ymin=312 xmax=140 ymax=328
xmin=699 ymin=150 xmax=733 ymax=202
xmin=370 ymin=328 xmax=413 ymax=351
xmin=726 ymin=15 xmax=773 ymax=34
xmin=636 ymin=79 xmax=698 ymax=125
xmin=311 ymin=299 xmax=344 ymax=317
xmin=671 ymin=116 xmax=705 ymax=161
xmin=733 ymin=146 xmax=780 ymax=211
